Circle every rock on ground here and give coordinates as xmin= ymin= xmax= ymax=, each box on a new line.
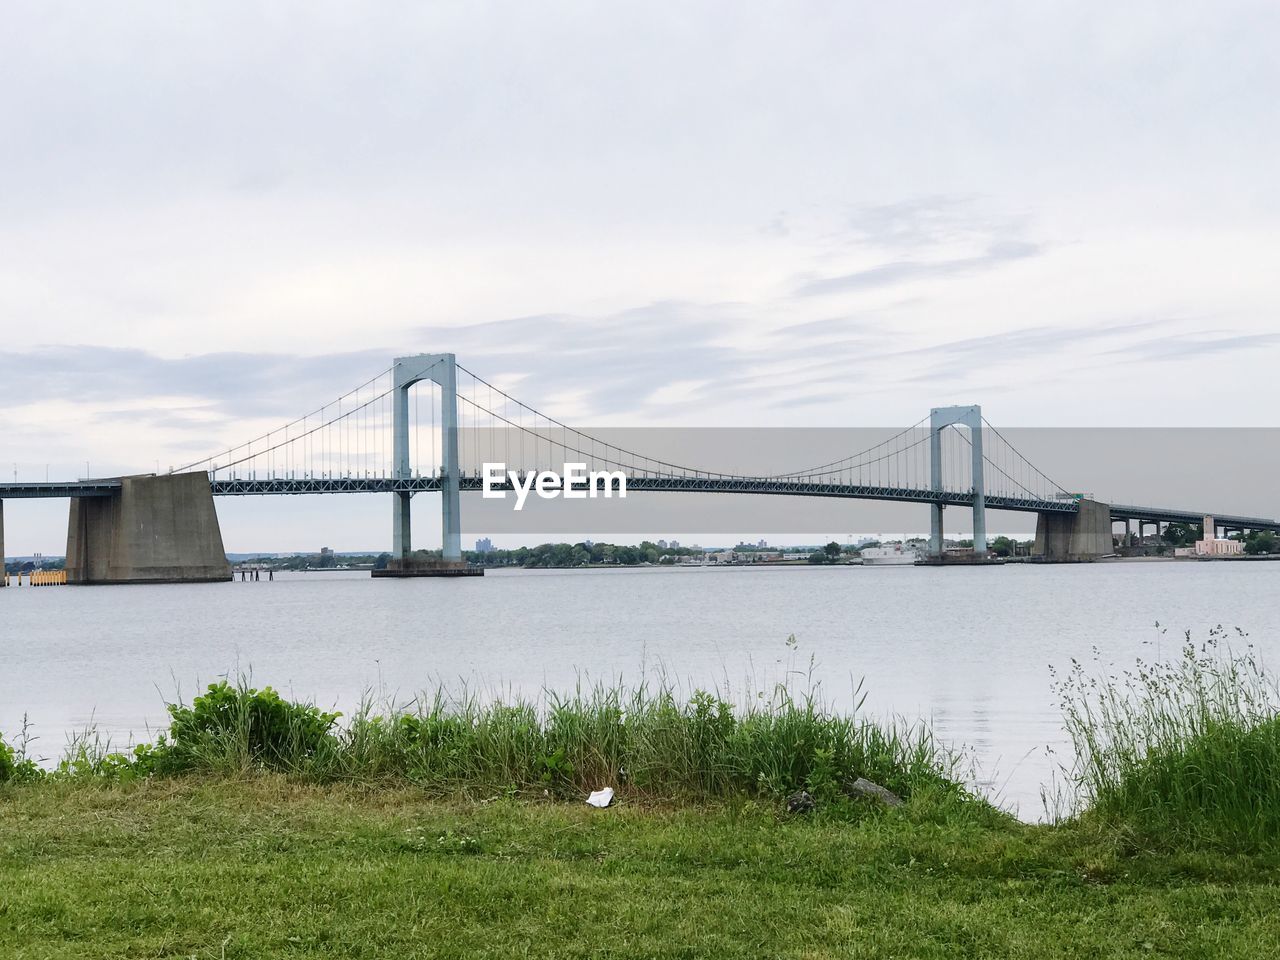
xmin=847 ymin=777 xmax=903 ymax=807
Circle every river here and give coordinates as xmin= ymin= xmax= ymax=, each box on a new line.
xmin=3 ymin=561 xmax=1276 ymax=819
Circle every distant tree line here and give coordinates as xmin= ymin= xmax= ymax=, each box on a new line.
xmin=221 ymin=527 xmax=1280 ymax=575
xmin=239 ymin=553 xmax=388 ymax=571
xmin=1161 ymin=523 xmax=1203 ymax=547
xmin=1157 ymin=523 xmax=1279 ymax=554
xmin=806 ymin=542 xmax=845 ymax=564
xmin=466 ymin=541 xmax=702 ymax=568
xmin=4 ymin=557 xmax=66 ymax=575
xmin=1242 ymin=531 xmax=1278 ymax=555
xmin=990 ymin=536 xmax=1034 ymax=557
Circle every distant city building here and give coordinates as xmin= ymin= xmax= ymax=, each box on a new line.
xmin=475 ymin=537 xmax=494 ymax=554
xmin=1192 ymin=516 xmax=1245 ymax=557
xmin=712 ymin=550 xmax=783 ymax=564
xmin=657 ymin=539 xmax=668 ymax=549
xmin=320 ymin=547 xmax=333 ymax=558
xmin=669 ymin=539 xmax=680 ymax=550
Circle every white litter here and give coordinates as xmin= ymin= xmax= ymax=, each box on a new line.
xmin=585 ymin=787 xmax=615 ymax=808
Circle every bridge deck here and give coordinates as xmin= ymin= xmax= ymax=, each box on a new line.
xmin=201 ymin=475 xmax=1077 ymax=513
xmin=201 ymin=480 xmax=1280 ymax=530
xmin=4 ymin=478 xmax=1277 ymax=531
xmin=1109 ymin=504 xmax=1280 ymax=532
xmin=0 ymin=481 xmax=123 ymax=499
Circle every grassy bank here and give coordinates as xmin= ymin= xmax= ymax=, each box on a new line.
xmin=1055 ymin=626 xmax=1280 ymax=851
xmin=30 ymin=677 xmax=968 ymax=812
xmin=6 ymin=630 xmax=1280 ymax=956
xmin=4 ymin=778 xmax=1280 ymax=959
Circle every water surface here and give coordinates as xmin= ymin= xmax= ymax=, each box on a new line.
xmin=4 ymin=562 xmax=1276 ymax=818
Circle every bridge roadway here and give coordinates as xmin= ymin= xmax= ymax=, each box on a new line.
xmin=1108 ymin=504 xmax=1280 ymax=533
xmin=3 ymin=478 xmax=1279 ymax=532
xmin=0 ymin=480 xmax=124 ymax=498
xmin=204 ymin=474 xmax=1078 ymax=514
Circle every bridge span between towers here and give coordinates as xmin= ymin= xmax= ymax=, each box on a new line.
xmin=2 ymin=352 xmax=1278 ymax=584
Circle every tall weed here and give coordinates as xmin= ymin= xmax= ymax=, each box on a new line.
xmin=1054 ymin=625 xmax=1280 ymax=849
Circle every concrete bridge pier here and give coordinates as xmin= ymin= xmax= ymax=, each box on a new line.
xmin=66 ymin=473 xmax=231 ymax=584
xmin=0 ymin=498 xmax=5 ymax=587
xmin=1033 ymin=499 xmax=1112 ymax=561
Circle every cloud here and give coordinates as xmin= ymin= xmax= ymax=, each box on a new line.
xmin=866 ymin=320 xmax=1280 ymax=398
xmin=842 ymin=195 xmax=1027 ymax=252
xmin=760 ymin=212 xmax=790 ymax=237
xmin=1 ymin=311 xmax=1275 ymax=478
xmin=0 ymin=346 xmax=392 ymax=418
xmin=414 ymin=302 xmax=748 ymax=419
xmin=771 ymin=316 xmax=872 ymax=339
xmin=772 ymin=391 xmax=848 ymax=409
xmin=795 ymin=241 xmax=1041 ymax=297
xmin=1103 ymin=332 xmax=1280 ymax=362
xmin=893 ymin=319 xmax=1164 ymax=364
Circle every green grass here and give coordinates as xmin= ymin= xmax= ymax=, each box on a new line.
xmin=1055 ymin=626 xmax=1280 ymax=850
xmin=3 ymin=778 xmax=1280 ymax=959
xmin=6 ymin=629 xmax=1280 ymax=955
xmin=42 ymin=676 xmax=966 ymax=810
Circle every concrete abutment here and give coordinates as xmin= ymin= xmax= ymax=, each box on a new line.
xmin=1033 ymin=499 xmax=1113 ymax=561
xmin=66 ymin=473 xmax=231 ymax=584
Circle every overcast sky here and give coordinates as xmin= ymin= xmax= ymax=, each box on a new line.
xmin=2 ymin=2 xmax=1278 ymax=552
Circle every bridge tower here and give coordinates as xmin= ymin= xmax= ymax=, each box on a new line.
xmin=391 ymin=353 xmax=462 ymax=564
xmin=929 ymin=405 xmax=986 ymax=559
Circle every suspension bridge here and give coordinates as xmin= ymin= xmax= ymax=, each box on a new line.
xmin=2 ymin=353 xmax=1277 ymax=583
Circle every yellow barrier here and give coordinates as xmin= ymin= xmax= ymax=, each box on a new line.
xmin=7 ymin=569 xmax=69 ymax=587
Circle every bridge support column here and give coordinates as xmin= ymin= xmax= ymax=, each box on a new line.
xmin=1033 ymin=499 xmax=1112 ymax=562
xmin=391 ymin=354 xmax=462 ymax=567
xmin=393 ymin=492 xmax=412 ymax=558
xmin=66 ymin=473 xmax=231 ymax=583
xmin=930 ymin=405 xmax=986 ymax=558
xmin=0 ymin=499 xmax=6 ymax=587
